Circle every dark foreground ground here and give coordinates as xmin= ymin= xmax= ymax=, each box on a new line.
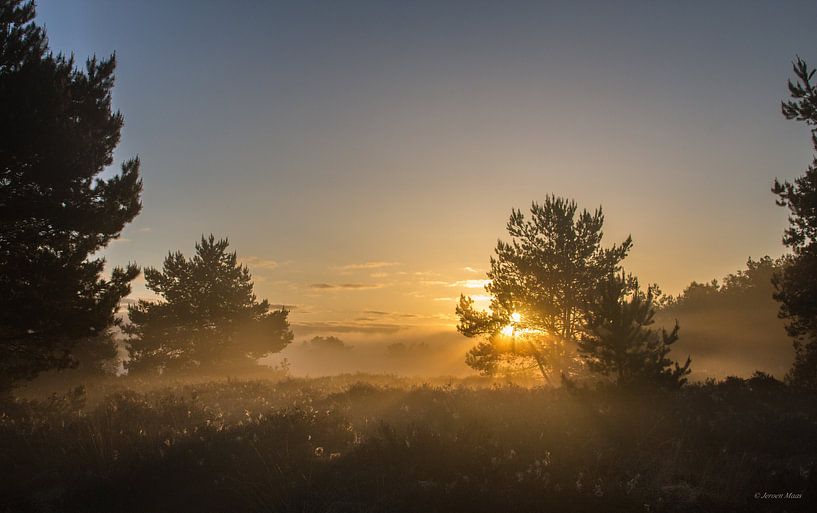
xmin=1 ymin=374 xmax=815 ymax=513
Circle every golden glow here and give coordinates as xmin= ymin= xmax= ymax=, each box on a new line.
xmin=499 ymin=312 xmax=522 ymax=337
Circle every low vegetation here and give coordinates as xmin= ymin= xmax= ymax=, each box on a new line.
xmin=2 ymin=374 xmax=815 ymax=513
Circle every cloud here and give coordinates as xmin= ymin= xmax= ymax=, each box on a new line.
xmin=292 ymin=321 xmax=408 ymax=335
xmin=421 ymin=279 xmax=491 ymax=289
xmin=241 ymin=256 xmax=279 ymax=270
xmin=450 ymin=279 xmax=491 ymax=289
xmin=332 ymin=261 xmax=401 ymax=271
xmin=137 ymin=227 xmax=152 ymax=233
xmin=436 ymin=294 xmax=491 ymax=302
xmin=432 ymin=294 xmax=493 ymax=302
xmin=462 ymin=266 xmax=483 ymax=274
xmin=307 ymin=283 xmax=385 ymax=290
xmin=361 ymin=310 xmax=419 ymax=318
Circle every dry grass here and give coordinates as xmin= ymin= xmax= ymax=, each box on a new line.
xmin=1 ymin=374 xmax=815 ymax=512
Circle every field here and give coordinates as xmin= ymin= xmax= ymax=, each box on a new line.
xmin=2 ymin=374 xmax=815 ymax=513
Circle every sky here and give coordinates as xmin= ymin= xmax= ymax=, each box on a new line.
xmin=36 ymin=0 xmax=817 ymax=359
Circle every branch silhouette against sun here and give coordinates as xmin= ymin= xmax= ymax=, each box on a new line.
xmin=456 ymin=196 xmax=633 ymax=383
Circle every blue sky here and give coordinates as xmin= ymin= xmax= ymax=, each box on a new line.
xmin=36 ymin=0 xmax=817 ymax=345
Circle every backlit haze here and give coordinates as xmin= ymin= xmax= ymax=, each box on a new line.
xmin=37 ymin=1 xmax=817 ymax=374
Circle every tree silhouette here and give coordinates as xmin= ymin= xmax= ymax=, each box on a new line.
xmin=125 ymin=236 xmax=293 ymax=375
xmin=456 ymin=196 xmax=632 ymax=382
xmin=773 ymin=57 xmax=817 ymax=389
xmin=578 ymin=273 xmax=691 ymax=388
xmin=0 ymin=0 xmax=142 ymax=390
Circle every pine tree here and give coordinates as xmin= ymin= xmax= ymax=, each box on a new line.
xmin=125 ymin=236 xmax=293 ymax=375
xmin=772 ymin=57 xmax=817 ymax=389
xmin=0 ymin=0 xmax=142 ymax=390
xmin=456 ymin=196 xmax=632 ymax=383
xmin=577 ymin=274 xmax=691 ymax=388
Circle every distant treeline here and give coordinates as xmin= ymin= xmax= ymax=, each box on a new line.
xmin=656 ymin=257 xmax=792 ymax=378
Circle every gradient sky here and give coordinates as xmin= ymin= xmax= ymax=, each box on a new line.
xmin=37 ymin=0 xmax=817 ymax=346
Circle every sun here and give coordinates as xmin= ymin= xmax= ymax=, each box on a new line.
xmin=500 ymin=312 xmax=522 ymax=336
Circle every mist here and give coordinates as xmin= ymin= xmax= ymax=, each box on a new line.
xmin=265 ymin=329 xmax=474 ymax=377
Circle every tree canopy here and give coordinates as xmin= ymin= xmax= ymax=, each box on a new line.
xmin=578 ymin=273 xmax=690 ymax=388
xmin=456 ymin=196 xmax=632 ymax=382
xmin=0 ymin=0 xmax=142 ymax=389
xmin=125 ymin=236 xmax=292 ymax=375
xmin=772 ymin=57 xmax=817 ymax=389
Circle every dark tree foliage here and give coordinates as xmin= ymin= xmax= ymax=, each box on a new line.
xmin=773 ymin=57 xmax=817 ymax=388
xmin=775 ymin=249 xmax=817 ymax=388
xmin=125 ymin=236 xmax=293 ymax=375
xmin=578 ymin=274 xmax=691 ymax=388
xmin=456 ymin=196 xmax=632 ymax=382
xmin=0 ymin=0 xmax=142 ymax=389
xmin=68 ymin=332 xmax=121 ymax=376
